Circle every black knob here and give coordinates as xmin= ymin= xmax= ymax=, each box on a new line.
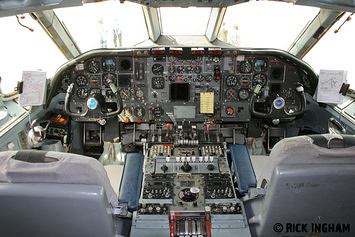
xmin=207 ymin=164 xmax=215 ymax=171
xmin=181 ymin=161 xmax=192 ymax=172
xmin=161 ymin=164 xmax=168 ymax=172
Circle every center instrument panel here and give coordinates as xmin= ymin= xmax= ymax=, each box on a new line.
xmin=52 ymin=47 xmax=317 ymax=122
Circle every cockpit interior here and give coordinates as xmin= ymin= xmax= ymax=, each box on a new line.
xmin=0 ymin=0 xmax=355 ymax=236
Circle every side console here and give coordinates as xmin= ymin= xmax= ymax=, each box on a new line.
xmin=130 ymin=144 xmax=251 ymax=237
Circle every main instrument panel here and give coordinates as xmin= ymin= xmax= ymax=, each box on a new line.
xmin=52 ymin=47 xmax=317 ymax=123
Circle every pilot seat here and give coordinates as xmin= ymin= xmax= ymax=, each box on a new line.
xmin=0 ymin=150 xmax=144 ymax=237
xmin=240 ymin=134 xmax=355 ymax=237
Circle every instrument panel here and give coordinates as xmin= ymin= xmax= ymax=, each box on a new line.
xmin=53 ymin=47 xmax=317 ymax=122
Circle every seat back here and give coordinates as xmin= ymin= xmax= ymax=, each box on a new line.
xmin=243 ymin=134 xmax=355 ymax=237
xmin=0 ymin=150 xmax=119 ymax=237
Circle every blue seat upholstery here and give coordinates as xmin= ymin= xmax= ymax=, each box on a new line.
xmin=119 ymin=152 xmax=144 ymax=211
xmin=230 ymin=144 xmax=257 ymax=195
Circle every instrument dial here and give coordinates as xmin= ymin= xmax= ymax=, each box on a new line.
xmin=226 ymin=75 xmax=238 ymax=87
xmin=177 ymin=66 xmax=184 ymax=74
xmin=102 ymin=58 xmax=116 ymax=72
xmin=186 ymin=66 xmax=193 ymax=74
xmin=61 ymin=75 xmax=70 ymax=90
xmin=205 ymin=74 xmax=212 ymax=82
xmin=134 ymin=107 xmax=145 ymax=117
xmin=169 ymin=75 xmax=176 ymax=82
xmin=196 ymin=75 xmax=204 ymax=82
xmin=87 ymin=60 xmax=100 ymax=73
xmin=168 ymin=66 xmax=175 ymax=74
xmin=254 ymin=59 xmax=267 ymax=72
xmin=153 ymin=106 xmax=164 ymax=118
xmin=238 ymin=89 xmax=250 ymax=100
xmin=225 ymin=107 xmax=234 ymax=116
xmin=75 ymin=75 xmax=87 ymax=86
xmin=76 ymin=88 xmax=88 ymax=99
xmin=225 ymin=88 xmax=236 ymax=99
xmin=152 ymin=77 xmax=165 ymax=89
xmin=120 ymin=89 xmax=129 ymax=99
xmin=194 ymin=66 xmax=202 ymax=74
xmin=239 ymin=76 xmax=251 ymax=87
xmin=103 ymin=73 xmax=117 ymax=87
xmin=135 ymin=89 xmax=144 ymax=98
xmin=152 ymin=64 xmax=164 ymax=75
xmin=240 ymin=61 xmax=252 ymax=73
xmin=253 ymin=74 xmax=267 ymax=86
xmin=89 ymin=75 xmax=100 ymax=86
xmin=122 ymin=107 xmax=132 ymax=118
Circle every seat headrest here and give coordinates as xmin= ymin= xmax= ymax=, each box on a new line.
xmin=0 ymin=150 xmax=118 ymax=206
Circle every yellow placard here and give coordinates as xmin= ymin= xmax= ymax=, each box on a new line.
xmin=200 ymin=92 xmax=214 ymax=114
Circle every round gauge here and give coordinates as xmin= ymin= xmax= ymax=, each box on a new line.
xmin=61 ymin=75 xmax=71 ymax=90
xmin=239 ymin=76 xmax=250 ymax=87
xmin=103 ymin=73 xmax=117 ymax=87
xmin=134 ymin=107 xmax=145 ymax=117
xmin=153 ymin=106 xmax=164 ymax=118
xmin=238 ymin=89 xmax=250 ymax=100
xmin=177 ymin=66 xmax=184 ymax=74
xmin=205 ymin=74 xmax=212 ymax=82
xmin=152 ymin=64 xmax=164 ymax=75
xmin=169 ymin=75 xmax=176 ymax=82
xmin=194 ymin=66 xmax=202 ymax=74
xmin=186 ymin=66 xmax=193 ymax=74
xmin=120 ymin=89 xmax=129 ymax=99
xmin=240 ymin=61 xmax=252 ymax=73
xmin=76 ymin=88 xmax=88 ymax=99
xmin=213 ymin=57 xmax=220 ymax=63
xmin=254 ymin=59 xmax=267 ymax=72
xmin=75 ymin=75 xmax=87 ymax=86
xmin=226 ymin=75 xmax=238 ymax=87
xmin=225 ymin=107 xmax=234 ymax=116
xmin=168 ymin=56 xmax=176 ymax=62
xmin=225 ymin=88 xmax=236 ymax=99
xmin=152 ymin=77 xmax=164 ymax=89
xmin=89 ymin=75 xmax=100 ymax=86
xmin=122 ymin=107 xmax=132 ymax=118
xmin=135 ymin=89 xmax=144 ymax=98
xmin=196 ymin=75 xmax=204 ymax=82
xmin=253 ymin=74 xmax=267 ymax=86
xmin=87 ymin=60 xmax=100 ymax=73
xmin=168 ymin=66 xmax=175 ymax=74
xmin=102 ymin=58 xmax=116 ymax=72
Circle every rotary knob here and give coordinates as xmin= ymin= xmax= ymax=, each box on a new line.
xmin=181 ymin=161 xmax=192 ymax=172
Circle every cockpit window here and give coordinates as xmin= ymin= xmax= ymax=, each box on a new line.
xmin=219 ymin=2 xmax=319 ymax=50
xmin=55 ymin=1 xmax=148 ymax=52
xmin=0 ymin=14 xmax=66 ymax=94
xmin=159 ymin=7 xmax=211 ymax=35
xmin=303 ymin=13 xmax=355 ymax=89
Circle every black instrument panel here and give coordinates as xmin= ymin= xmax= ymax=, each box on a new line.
xmin=52 ymin=48 xmax=317 ymax=122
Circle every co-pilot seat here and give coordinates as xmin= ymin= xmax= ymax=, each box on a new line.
xmin=0 ymin=150 xmax=143 ymax=237
xmin=241 ymin=134 xmax=355 ymax=237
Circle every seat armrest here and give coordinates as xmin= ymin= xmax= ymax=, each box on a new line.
xmin=118 ymin=153 xmax=144 ymax=211
xmin=230 ymin=144 xmax=257 ymax=195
